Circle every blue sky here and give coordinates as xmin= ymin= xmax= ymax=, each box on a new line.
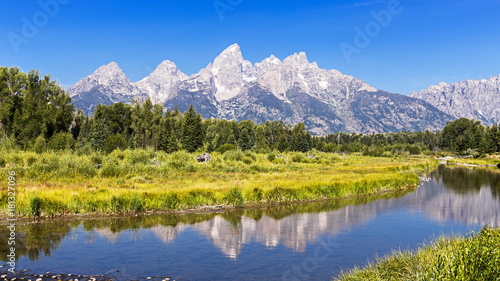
xmin=1 ymin=0 xmax=500 ymax=94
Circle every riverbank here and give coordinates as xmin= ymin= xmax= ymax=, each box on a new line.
xmin=436 ymin=154 xmax=500 ymax=167
xmin=0 ymin=150 xmax=434 ymax=218
xmin=336 ymin=226 xmax=500 ymax=280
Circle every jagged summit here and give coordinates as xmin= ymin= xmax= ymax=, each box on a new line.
xmin=221 ymin=43 xmax=242 ymax=55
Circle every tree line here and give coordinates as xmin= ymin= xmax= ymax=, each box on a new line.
xmin=1 ymin=67 xmax=499 ymax=156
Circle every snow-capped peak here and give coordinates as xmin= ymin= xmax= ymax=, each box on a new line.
xmin=92 ymin=61 xmax=130 ymax=84
xmin=222 ymin=43 xmax=241 ymax=55
xmin=283 ymin=52 xmax=310 ymax=66
xmin=134 ymin=60 xmax=188 ymax=103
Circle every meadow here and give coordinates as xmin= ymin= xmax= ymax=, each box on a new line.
xmin=0 ymin=148 xmax=433 ymax=217
xmin=336 ymin=227 xmax=500 ymax=281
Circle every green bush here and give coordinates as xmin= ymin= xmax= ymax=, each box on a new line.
xmin=216 ymin=143 xmax=237 ymax=154
xmin=29 ymin=196 xmax=43 ymax=217
xmin=224 ymin=188 xmax=244 ymax=207
xmin=90 ymin=152 xmax=103 ymax=165
xmin=110 ymin=196 xmax=125 ymax=212
xmin=104 ymin=134 xmax=127 ymax=154
xmin=267 ymin=153 xmax=276 ymax=162
xmin=405 ymin=144 xmax=422 ymax=155
xmin=128 ymin=149 xmax=155 ymax=165
xmin=223 ymin=150 xmax=244 ymax=162
xmin=242 ymin=156 xmax=254 ymax=165
xmin=291 ymin=152 xmax=307 ymax=163
xmin=161 ymin=193 xmax=180 ymax=210
xmin=100 ymin=157 xmax=121 ymax=177
xmin=48 ymin=132 xmax=76 ymax=151
xmin=168 ymin=150 xmax=196 ymax=171
xmin=130 ymin=196 xmax=144 ymax=213
xmin=32 ymin=135 xmax=47 ymax=153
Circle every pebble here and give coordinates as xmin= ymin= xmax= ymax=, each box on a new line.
xmin=36 ymin=279 xmax=42 ymax=281
xmin=0 ymin=275 xmax=6 ymax=279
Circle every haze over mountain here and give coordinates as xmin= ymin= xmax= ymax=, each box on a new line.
xmin=68 ymin=44 xmax=455 ymax=134
xmin=410 ymin=76 xmax=500 ymax=126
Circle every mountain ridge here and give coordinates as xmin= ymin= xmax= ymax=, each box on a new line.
xmin=409 ymin=75 xmax=500 ymax=125
xmin=68 ymin=44 xmax=456 ymax=134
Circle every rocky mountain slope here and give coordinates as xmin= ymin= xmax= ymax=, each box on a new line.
xmin=409 ymin=75 xmax=500 ymax=125
xmin=68 ymin=44 xmax=454 ymax=134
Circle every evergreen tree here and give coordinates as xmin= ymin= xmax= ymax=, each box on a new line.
xmin=181 ymin=105 xmax=204 ymax=152
xmin=238 ymin=128 xmax=252 ymax=151
xmin=277 ymin=136 xmax=289 ymax=152
xmin=291 ymin=123 xmax=310 ymax=152
xmin=254 ymin=125 xmax=270 ymax=152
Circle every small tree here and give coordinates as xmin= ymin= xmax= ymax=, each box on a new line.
xmin=48 ymin=132 xmax=76 ymax=151
xmin=104 ymin=134 xmax=127 ymax=154
xmin=238 ymin=128 xmax=252 ymax=151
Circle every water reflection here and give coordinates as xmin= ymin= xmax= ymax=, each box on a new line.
xmin=2 ymin=166 xmax=500 ymax=263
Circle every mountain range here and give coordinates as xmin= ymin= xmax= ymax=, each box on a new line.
xmin=68 ymin=44 xmax=500 ymax=134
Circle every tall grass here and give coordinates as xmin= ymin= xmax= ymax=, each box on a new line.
xmin=0 ymin=148 xmax=434 ymax=217
xmin=336 ymin=226 xmax=500 ymax=281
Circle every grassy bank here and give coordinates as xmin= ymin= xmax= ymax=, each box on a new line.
xmin=0 ymin=149 xmax=433 ymax=217
xmin=446 ymin=154 xmax=500 ymax=167
xmin=336 ymin=226 xmax=500 ymax=281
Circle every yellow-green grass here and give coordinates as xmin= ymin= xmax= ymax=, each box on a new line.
xmin=0 ymin=149 xmax=434 ymax=217
xmin=336 ymin=226 xmax=500 ymax=281
xmin=447 ymin=154 xmax=500 ymax=166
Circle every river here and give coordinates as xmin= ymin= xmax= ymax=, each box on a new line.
xmin=1 ymin=165 xmax=499 ymax=280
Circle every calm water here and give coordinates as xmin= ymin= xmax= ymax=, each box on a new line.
xmin=2 ymin=166 xmax=500 ymax=280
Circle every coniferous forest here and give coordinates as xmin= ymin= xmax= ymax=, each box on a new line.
xmin=1 ymin=67 xmax=499 ymax=156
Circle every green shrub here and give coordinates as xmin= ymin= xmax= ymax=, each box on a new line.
xmin=25 ymin=153 xmax=37 ymax=166
xmin=161 ymin=193 xmax=180 ymax=210
xmin=29 ymin=196 xmax=43 ymax=217
xmin=128 ymin=149 xmax=154 ymax=165
xmin=90 ymin=153 xmax=103 ymax=165
xmin=404 ymin=144 xmax=422 ymax=155
xmin=100 ymin=157 xmax=121 ymax=177
xmin=110 ymin=196 xmax=125 ymax=212
xmin=242 ymin=156 xmax=254 ymax=165
xmin=48 ymin=132 xmax=76 ymax=151
xmin=223 ymin=150 xmax=244 ymax=162
xmin=168 ymin=151 xmax=196 ymax=171
xmin=104 ymin=134 xmax=127 ymax=154
xmin=130 ymin=196 xmax=144 ymax=213
xmin=216 ymin=143 xmax=237 ymax=154
xmin=252 ymin=187 xmax=263 ymax=201
xmin=32 ymin=135 xmax=47 ymax=153
xmin=291 ymin=152 xmax=307 ymax=163
xmin=224 ymin=187 xmax=244 ymax=207
xmin=267 ymin=153 xmax=276 ymax=162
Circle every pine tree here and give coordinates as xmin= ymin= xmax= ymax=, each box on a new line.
xmin=291 ymin=123 xmax=310 ymax=152
xmin=181 ymin=105 xmax=204 ymax=152
xmin=277 ymin=136 xmax=288 ymax=152
xmin=238 ymin=128 xmax=252 ymax=151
